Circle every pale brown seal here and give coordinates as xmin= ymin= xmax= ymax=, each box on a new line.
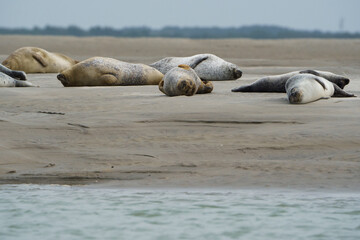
xmin=2 ymin=47 xmax=78 ymax=73
xmin=57 ymin=57 xmax=164 ymax=87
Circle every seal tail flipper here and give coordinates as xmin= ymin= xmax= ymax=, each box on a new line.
xmin=231 ymin=85 xmax=252 ymax=92
xmin=11 ymin=70 xmax=27 ymax=80
xmin=0 ymin=63 xmax=26 ymax=80
xmin=332 ymin=84 xmax=356 ymax=97
xmin=15 ymin=80 xmax=37 ymax=87
xmin=197 ymin=80 xmax=213 ymax=94
xmin=187 ymin=56 xmax=208 ymax=69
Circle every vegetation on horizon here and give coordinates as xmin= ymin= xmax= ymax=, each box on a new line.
xmin=0 ymin=25 xmax=359 ymax=39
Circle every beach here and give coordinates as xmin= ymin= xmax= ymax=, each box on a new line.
xmin=0 ymin=35 xmax=359 ymax=190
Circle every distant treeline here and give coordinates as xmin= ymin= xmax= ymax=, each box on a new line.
xmin=0 ymin=25 xmax=359 ymax=39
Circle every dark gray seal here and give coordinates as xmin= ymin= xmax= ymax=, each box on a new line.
xmin=232 ymin=70 xmax=350 ymax=93
xmin=150 ymin=54 xmax=242 ymax=81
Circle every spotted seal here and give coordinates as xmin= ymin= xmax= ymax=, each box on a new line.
xmin=2 ymin=47 xmax=78 ymax=73
xmin=0 ymin=72 xmax=36 ymax=87
xmin=231 ymin=70 xmax=350 ymax=93
xmin=285 ymin=73 xmax=355 ymax=104
xmin=57 ymin=57 xmax=164 ymax=87
xmin=150 ymin=54 xmax=242 ymax=81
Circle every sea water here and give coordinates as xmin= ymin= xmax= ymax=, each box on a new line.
xmin=0 ymin=184 xmax=359 ymax=240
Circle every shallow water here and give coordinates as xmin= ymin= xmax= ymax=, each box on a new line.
xmin=1 ymin=185 xmax=359 ymax=240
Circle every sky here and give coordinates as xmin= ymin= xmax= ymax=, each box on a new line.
xmin=1 ymin=0 xmax=360 ymax=33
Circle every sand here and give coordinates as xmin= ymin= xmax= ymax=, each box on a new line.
xmin=0 ymin=35 xmax=359 ymax=190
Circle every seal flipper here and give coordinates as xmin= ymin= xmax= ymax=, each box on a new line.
xmin=313 ymin=78 xmax=327 ymax=90
xmin=332 ymin=83 xmax=356 ymax=97
xmin=187 ymin=56 xmax=208 ymax=69
xmin=299 ymin=70 xmax=320 ymax=76
xmin=32 ymin=53 xmax=48 ymax=67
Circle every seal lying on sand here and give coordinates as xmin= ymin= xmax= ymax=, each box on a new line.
xmin=0 ymin=63 xmax=27 ymax=80
xmin=2 ymin=47 xmax=78 ymax=73
xmin=285 ymin=73 xmax=355 ymax=104
xmin=232 ymin=70 xmax=350 ymax=93
xmin=150 ymin=54 xmax=242 ymax=81
xmin=159 ymin=56 xmax=213 ymax=96
xmin=159 ymin=61 xmax=213 ymax=97
xmin=0 ymin=72 xmax=36 ymax=87
xmin=57 ymin=57 xmax=164 ymax=87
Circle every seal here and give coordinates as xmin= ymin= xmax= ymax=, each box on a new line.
xmin=0 ymin=72 xmax=36 ymax=87
xmin=2 ymin=47 xmax=78 ymax=73
xmin=231 ymin=70 xmax=350 ymax=93
xmin=159 ymin=64 xmax=201 ymax=96
xmin=57 ymin=57 xmax=164 ymax=87
xmin=159 ymin=56 xmax=213 ymax=96
xmin=0 ymin=63 xmax=27 ymax=80
xmin=150 ymin=53 xmax=242 ymax=81
xmin=285 ymin=73 xmax=355 ymax=104
xmin=158 ymin=59 xmax=214 ymax=96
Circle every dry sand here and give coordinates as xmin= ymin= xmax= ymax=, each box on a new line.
xmin=0 ymin=35 xmax=359 ymax=190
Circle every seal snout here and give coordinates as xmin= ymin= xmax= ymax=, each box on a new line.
xmin=233 ymin=68 xmax=242 ymax=79
xmin=288 ymin=88 xmax=303 ymax=104
xmin=177 ymin=79 xmax=196 ymax=96
xmin=57 ymin=73 xmax=69 ymax=87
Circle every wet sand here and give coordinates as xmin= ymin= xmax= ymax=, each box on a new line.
xmin=0 ymin=35 xmax=359 ymax=190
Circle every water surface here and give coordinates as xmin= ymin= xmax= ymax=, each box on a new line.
xmin=1 ymin=184 xmax=359 ymax=240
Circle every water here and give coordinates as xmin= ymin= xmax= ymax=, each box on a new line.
xmin=1 ymin=185 xmax=359 ymax=240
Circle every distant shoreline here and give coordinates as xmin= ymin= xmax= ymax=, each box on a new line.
xmin=1 ymin=25 xmax=359 ymax=39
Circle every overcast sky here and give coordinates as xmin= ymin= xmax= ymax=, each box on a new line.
xmin=1 ymin=0 xmax=359 ymax=32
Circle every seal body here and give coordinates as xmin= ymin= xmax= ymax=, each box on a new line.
xmin=285 ymin=74 xmax=355 ymax=104
xmin=2 ymin=47 xmax=78 ymax=73
xmin=150 ymin=54 xmax=242 ymax=81
xmin=232 ymin=70 xmax=350 ymax=93
xmin=0 ymin=72 xmax=35 ymax=87
xmin=57 ymin=57 xmax=164 ymax=87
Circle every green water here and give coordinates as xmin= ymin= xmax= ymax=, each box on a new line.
xmin=1 ymin=184 xmax=359 ymax=240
